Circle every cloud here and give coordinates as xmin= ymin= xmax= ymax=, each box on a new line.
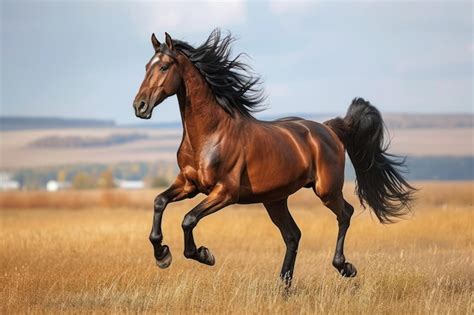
xmin=129 ymin=0 xmax=247 ymax=37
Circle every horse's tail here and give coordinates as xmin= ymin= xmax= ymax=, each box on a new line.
xmin=325 ymin=98 xmax=415 ymax=223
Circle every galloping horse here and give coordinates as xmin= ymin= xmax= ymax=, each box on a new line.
xmin=133 ymin=29 xmax=414 ymax=285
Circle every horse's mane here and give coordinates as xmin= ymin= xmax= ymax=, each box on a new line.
xmin=172 ymin=29 xmax=265 ymax=118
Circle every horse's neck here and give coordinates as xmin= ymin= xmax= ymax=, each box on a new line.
xmin=177 ymin=58 xmax=235 ymax=150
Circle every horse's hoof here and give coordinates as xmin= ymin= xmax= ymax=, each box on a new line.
xmin=156 ymin=245 xmax=172 ymax=269
xmin=197 ymin=246 xmax=215 ymax=266
xmin=340 ymin=262 xmax=357 ymax=277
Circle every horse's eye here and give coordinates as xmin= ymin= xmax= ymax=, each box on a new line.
xmin=160 ymin=65 xmax=169 ymax=72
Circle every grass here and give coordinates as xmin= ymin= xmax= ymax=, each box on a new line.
xmin=0 ymin=182 xmax=472 ymax=314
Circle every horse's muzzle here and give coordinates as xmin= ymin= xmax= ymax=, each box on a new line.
xmin=134 ymin=100 xmax=151 ymax=119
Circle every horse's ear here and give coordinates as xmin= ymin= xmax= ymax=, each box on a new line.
xmin=165 ymin=32 xmax=174 ymax=51
xmin=151 ymin=33 xmax=161 ymax=52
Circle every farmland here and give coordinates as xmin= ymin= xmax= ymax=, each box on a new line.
xmin=0 ymin=182 xmax=472 ymax=314
xmin=0 ymin=126 xmax=472 ymax=170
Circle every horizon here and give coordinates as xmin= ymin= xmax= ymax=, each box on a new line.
xmin=1 ymin=110 xmax=473 ymax=126
xmin=1 ymin=1 xmax=472 ymax=124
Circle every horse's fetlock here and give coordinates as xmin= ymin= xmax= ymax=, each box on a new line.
xmin=333 ymin=255 xmax=345 ymax=268
xmin=149 ymin=233 xmax=162 ymax=245
xmin=184 ymin=248 xmax=196 ymax=258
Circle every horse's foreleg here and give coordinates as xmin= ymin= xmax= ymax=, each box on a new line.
xmin=263 ymin=199 xmax=301 ymax=287
xmin=150 ymin=175 xmax=196 ymax=269
xmin=181 ymin=184 xmax=234 ymax=266
xmin=324 ymin=194 xmax=357 ymax=277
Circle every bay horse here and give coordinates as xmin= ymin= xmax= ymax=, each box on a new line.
xmin=133 ymin=29 xmax=414 ymax=286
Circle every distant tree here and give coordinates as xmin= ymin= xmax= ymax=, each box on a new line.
xmin=23 ymin=174 xmax=42 ymax=190
xmin=97 ymin=169 xmax=116 ymax=189
xmin=72 ymin=172 xmax=96 ymax=190
xmin=149 ymin=176 xmax=170 ymax=188
xmin=57 ymin=169 xmax=67 ymax=183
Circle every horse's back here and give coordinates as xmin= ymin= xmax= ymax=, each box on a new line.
xmin=268 ymin=117 xmax=343 ymax=154
xmin=253 ymin=117 xmax=345 ymax=168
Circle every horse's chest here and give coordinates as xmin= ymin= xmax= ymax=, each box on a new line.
xmin=178 ymin=142 xmax=221 ymax=194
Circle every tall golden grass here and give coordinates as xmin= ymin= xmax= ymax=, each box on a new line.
xmin=1 ymin=181 xmax=472 ymax=314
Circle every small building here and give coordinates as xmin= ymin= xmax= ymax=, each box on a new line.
xmin=46 ymin=180 xmax=71 ymax=192
xmin=0 ymin=172 xmax=20 ymax=191
xmin=115 ymin=179 xmax=145 ymax=190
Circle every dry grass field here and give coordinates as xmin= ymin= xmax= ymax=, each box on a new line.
xmin=0 ymin=182 xmax=472 ymax=314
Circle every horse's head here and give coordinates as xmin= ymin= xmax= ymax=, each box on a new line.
xmin=133 ymin=33 xmax=182 ymax=119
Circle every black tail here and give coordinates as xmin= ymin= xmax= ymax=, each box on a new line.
xmin=325 ymin=98 xmax=415 ymax=223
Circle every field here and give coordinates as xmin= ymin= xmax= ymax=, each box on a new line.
xmin=0 ymin=182 xmax=472 ymax=314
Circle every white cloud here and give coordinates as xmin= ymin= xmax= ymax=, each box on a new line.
xmin=129 ymin=0 xmax=247 ymax=37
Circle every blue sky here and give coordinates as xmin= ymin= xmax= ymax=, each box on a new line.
xmin=1 ymin=0 xmax=472 ymax=124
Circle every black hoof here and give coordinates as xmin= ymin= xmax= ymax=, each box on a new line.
xmin=340 ymin=262 xmax=357 ymax=277
xmin=155 ymin=245 xmax=172 ymax=269
xmin=196 ymin=246 xmax=215 ymax=266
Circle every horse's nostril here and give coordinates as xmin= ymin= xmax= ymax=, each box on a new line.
xmin=138 ymin=101 xmax=148 ymax=114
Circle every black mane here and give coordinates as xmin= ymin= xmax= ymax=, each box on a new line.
xmin=172 ymin=29 xmax=266 ymax=118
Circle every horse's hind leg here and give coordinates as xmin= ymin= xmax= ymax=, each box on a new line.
xmin=318 ymin=191 xmax=357 ymax=277
xmin=263 ymin=199 xmax=301 ymax=287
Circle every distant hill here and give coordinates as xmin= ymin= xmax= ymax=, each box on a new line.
xmin=0 ymin=117 xmax=115 ymax=131
xmin=1 ymin=113 xmax=472 ymax=131
xmin=282 ymin=113 xmax=473 ymax=129
xmin=381 ymin=113 xmax=472 ymax=129
xmin=29 ymin=133 xmax=149 ymax=149
xmin=127 ymin=113 xmax=473 ymax=129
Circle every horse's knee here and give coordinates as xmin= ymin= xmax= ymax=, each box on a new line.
xmin=154 ymin=195 xmax=168 ymax=212
xmin=182 ymin=213 xmax=197 ymax=231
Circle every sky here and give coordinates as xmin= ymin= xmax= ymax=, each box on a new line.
xmin=1 ymin=0 xmax=472 ymax=124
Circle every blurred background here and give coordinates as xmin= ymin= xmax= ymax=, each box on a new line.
xmin=0 ymin=0 xmax=472 ymax=191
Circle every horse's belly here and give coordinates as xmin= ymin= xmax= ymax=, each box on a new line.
xmin=237 ymin=161 xmax=313 ymax=203
xmin=237 ymin=176 xmax=310 ymax=204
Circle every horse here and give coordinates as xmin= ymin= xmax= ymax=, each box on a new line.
xmin=132 ymin=29 xmax=414 ymax=286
